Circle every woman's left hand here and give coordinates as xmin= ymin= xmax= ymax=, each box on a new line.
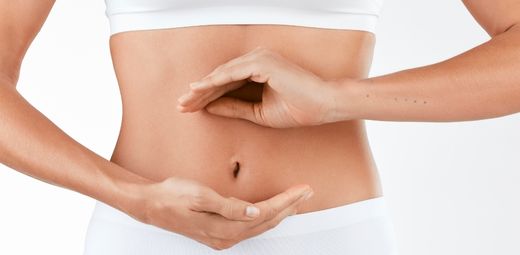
xmin=176 ymin=47 xmax=343 ymax=128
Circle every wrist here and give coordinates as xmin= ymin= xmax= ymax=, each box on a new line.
xmin=325 ymin=77 xmax=366 ymax=122
xmin=93 ymin=161 xmax=154 ymax=220
xmin=111 ymin=177 xmax=150 ymax=220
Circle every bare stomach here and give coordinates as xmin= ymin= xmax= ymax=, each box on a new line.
xmin=108 ymin=24 xmax=382 ymax=214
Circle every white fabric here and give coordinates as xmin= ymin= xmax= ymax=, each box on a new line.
xmin=84 ymin=196 xmax=399 ymax=254
xmin=104 ymin=0 xmax=385 ymax=35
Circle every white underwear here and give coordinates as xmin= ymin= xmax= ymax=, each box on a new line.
xmin=84 ymin=196 xmax=398 ymax=255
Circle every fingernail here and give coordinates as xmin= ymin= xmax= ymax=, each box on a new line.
xmin=246 ymin=205 xmax=260 ymax=217
xmin=303 ymin=190 xmax=314 ymax=200
xmin=190 ymin=82 xmax=203 ymax=89
xmin=177 ymin=95 xmax=187 ymax=103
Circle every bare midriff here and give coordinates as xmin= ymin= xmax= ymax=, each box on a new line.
xmin=109 ymin=24 xmax=382 ymax=214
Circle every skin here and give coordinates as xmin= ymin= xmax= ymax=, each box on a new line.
xmin=0 ymin=0 xmax=318 ymax=251
xmin=178 ymin=0 xmax=520 ymax=126
xmin=5 ymin=0 xmax=515 ymax=252
xmin=107 ymin=22 xmax=382 ymax=233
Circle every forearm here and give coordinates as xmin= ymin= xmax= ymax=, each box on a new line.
xmin=0 ymin=83 xmax=151 ymax=215
xmin=333 ymin=24 xmax=520 ymax=122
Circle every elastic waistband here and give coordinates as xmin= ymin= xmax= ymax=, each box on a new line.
xmin=91 ymin=196 xmax=389 ymax=239
xmin=107 ymin=5 xmax=380 ymax=36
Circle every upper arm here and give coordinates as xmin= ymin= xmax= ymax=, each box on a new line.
xmin=0 ymin=0 xmax=55 ymax=86
xmin=462 ymin=0 xmax=520 ymax=37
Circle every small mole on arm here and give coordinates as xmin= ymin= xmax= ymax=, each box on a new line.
xmin=366 ymin=94 xmax=370 ymax=98
xmin=233 ymin=162 xmax=240 ymax=178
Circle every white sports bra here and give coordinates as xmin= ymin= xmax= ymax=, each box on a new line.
xmin=104 ymin=0 xmax=384 ymax=36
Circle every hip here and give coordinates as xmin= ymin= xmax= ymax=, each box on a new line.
xmin=84 ymin=196 xmax=398 ymax=255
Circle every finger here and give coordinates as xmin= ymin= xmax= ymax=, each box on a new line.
xmin=205 ymin=97 xmax=267 ymax=125
xmin=179 ymin=47 xmax=269 ymax=108
xmin=200 ymin=46 xmax=267 ymax=82
xmin=177 ymin=89 xmax=220 ymax=112
xmin=187 ymin=46 xmax=274 ymax=93
xmin=192 ymin=234 xmax=234 ymax=251
xmin=178 ymin=79 xmax=248 ymax=110
xmin=191 ymin=185 xmax=312 ymax=242
xmin=189 ymin=188 xmax=262 ymax=221
xmin=177 ymin=90 xmax=200 ymax=110
xmin=253 ymin=184 xmax=312 ymax=223
xmin=182 ymin=80 xmax=249 ymax=112
xmin=189 ymin=60 xmax=269 ymax=92
xmin=240 ymin=189 xmax=314 ymax=240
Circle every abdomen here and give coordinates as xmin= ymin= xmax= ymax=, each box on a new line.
xmin=108 ymin=24 xmax=382 ymax=213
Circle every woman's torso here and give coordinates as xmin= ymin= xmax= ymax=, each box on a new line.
xmin=108 ymin=24 xmax=381 ymax=214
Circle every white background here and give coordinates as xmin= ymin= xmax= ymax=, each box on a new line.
xmin=1 ymin=0 xmax=519 ymax=254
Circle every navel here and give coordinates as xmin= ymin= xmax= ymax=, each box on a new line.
xmin=233 ymin=161 xmax=240 ymax=178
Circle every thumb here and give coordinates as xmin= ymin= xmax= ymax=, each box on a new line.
xmin=193 ymin=188 xmax=261 ymax=221
xmin=205 ymin=97 xmax=266 ymax=125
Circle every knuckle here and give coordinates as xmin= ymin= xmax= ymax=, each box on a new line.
xmin=250 ymin=47 xmax=278 ymax=66
xmin=282 ymin=190 xmax=294 ymax=201
xmin=253 ymin=46 xmax=267 ymax=54
xmin=199 ymin=75 xmax=215 ymax=87
xmin=189 ymin=196 xmax=203 ymax=208
xmin=274 ymin=191 xmax=293 ymax=207
xmin=265 ymin=206 xmax=279 ymax=219
xmin=219 ymin=228 xmax=234 ymax=240
xmin=213 ymin=64 xmax=225 ymax=73
xmin=207 ymin=75 xmax=217 ymax=85
xmin=247 ymin=61 xmax=262 ymax=73
xmin=208 ymin=239 xmax=223 ymax=250
xmin=241 ymin=59 xmax=260 ymax=72
xmin=252 ymin=103 xmax=265 ymax=124
xmin=209 ymin=239 xmax=235 ymax=250
xmin=189 ymin=188 xmax=209 ymax=208
xmin=258 ymin=50 xmax=276 ymax=61
xmin=221 ymin=240 xmax=236 ymax=249
xmin=268 ymin=214 xmax=286 ymax=229
xmin=228 ymin=233 xmax=241 ymax=242
xmin=207 ymin=222 xmax=243 ymax=240
xmin=199 ymin=228 xmax=210 ymax=239
xmin=205 ymin=222 xmax=230 ymax=240
xmin=220 ymin=226 xmax=238 ymax=240
xmin=162 ymin=177 xmax=177 ymax=185
xmin=139 ymin=199 xmax=155 ymax=224
xmin=258 ymin=47 xmax=272 ymax=56
xmin=225 ymin=225 xmax=242 ymax=240
xmin=204 ymin=224 xmax=220 ymax=238
xmin=229 ymin=99 xmax=240 ymax=116
xmin=246 ymin=59 xmax=270 ymax=83
xmin=268 ymin=217 xmax=281 ymax=228
xmin=266 ymin=220 xmax=277 ymax=229
xmin=228 ymin=67 xmax=241 ymax=81
xmin=193 ymin=185 xmax=209 ymax=198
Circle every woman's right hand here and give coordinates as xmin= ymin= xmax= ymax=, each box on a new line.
xmin=126 ymin=176 xmax=314 ymax=250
